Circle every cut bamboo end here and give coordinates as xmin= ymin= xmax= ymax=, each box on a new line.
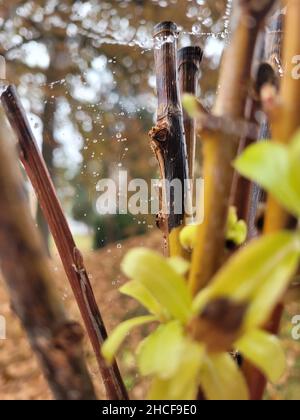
xmin=153 ymin=21 xmax=178 ymax=37
xmin=178 ymin=46 xmax=203 ymax=69
xmin=0 ymin=55 xmax=6 ymax=80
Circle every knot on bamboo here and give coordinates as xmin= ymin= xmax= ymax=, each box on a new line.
xmin=149 ymin=120 xmax=169 ymax=144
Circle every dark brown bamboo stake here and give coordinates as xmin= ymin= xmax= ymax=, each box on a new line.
xmin=0 ymin=85 xmax=128 ymax=401
xmin=149 ymin=22 xmax=189 ymax=258
xmin=178 ymin=46 xmax=203 ymax=181
xmin=188 ymin=0 xmax=277 ymax=296
xmin=0 ymin=108 xmax=96 ymax=400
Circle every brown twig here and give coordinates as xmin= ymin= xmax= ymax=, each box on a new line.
xmin=1 ymin=85 xmax=128 ymax=400
xmin=0 ymin=108 xmax=96 ymax=400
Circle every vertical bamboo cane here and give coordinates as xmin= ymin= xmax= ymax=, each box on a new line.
xmin=0 ymin=85 xmax=128 ymax=400
xmin=0 ymin=108 xmax=96 ymax=400
xmin=244 ymin=0 xmax=300 ymax=400
xmin=188 ymin=1 xmax=276 ymax=296
xmin=178 ymin=46 xmax=203 ymax=181
xmin=150 ymin=22 xmax=189 ymax=257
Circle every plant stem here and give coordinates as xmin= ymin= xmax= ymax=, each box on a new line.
xmin=0 ymin=108 xmax=97 ymax=400
xmin=1 ymin=85 xmax=128 ymax=401
xmin=245 ymin=1 xmax=300 ymax=400
xmin=188 ymin=1 xmax=276 ymax=296
xmin=150 ymin=22 xmax=189 ymax=257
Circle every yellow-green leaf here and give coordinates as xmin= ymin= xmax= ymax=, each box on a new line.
xmin=227 ymin=207 xmax=247 ymax=246
xmin=120 ymin=281 xmax=168 ymax=320
xmin=148 ymin=340 xmax=204 ymax=400
xmin=167 ymin=257 xmax=190 ymax=276
xmin=289 ymin=131 xmax=300 ymax=198
xmin=200 ymin=353 xmax=249 ymax=401
xmin=193 ymin=232 xmax=300 ymax=328
xmin=137 ymin=321 xmax=184 ymax=379
xmin=234 ymin=142 xmax=300 ymax=217
xmin=122 ymin=248 xmax=193 ymax=323
xmin=182 ymin=94 xmax=199 ymax=118
xmin=235 ymin=329 xmax=286 ymax=383
xmin=179 ymin=224 xmax=198 ymax=251
xmin=102 ymin=315 xmax=157 ymax=364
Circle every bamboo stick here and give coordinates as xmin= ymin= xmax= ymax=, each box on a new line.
xmin=178 ymin=46 xmax=203 ymax=181
xmin=150 ymin=22 xmax=189 ymax=257
xmin=0 ymin=107 xmax=96 ymax=400
xmin=245 ymin=1 xmax=300 ymax=400
xmin=0 ymin=85 xmax=128 ymax=400
xmin=188 ymin=0 xmax=277 ymax=296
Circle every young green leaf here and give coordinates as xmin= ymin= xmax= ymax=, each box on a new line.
xmin=167 ymin=257 xmax=190 ymax=276
xmin=200 ymin=353 xmax=249 ymax=401
xmin=235 ymin=329 xmax=286 ymax=383
xmin=227 ymin=206 xmax=247 ymax=246
xmin=102 ymin=315 xmax=157 ymax=364
xmin=120 ymin=281 xmax=169 ymax=320
xmin=180 ymin=224 xmax=198 ymax=251
xmin=182 ymin=94 xmax=199 ymax=118
xmin=122 ymin=248 xmax=193 ymax=323
xmin=148 ymin=339 xmax=204 ymax=400
xmin=289 ymin=131 xmax=300 ymax=198
xmin=137 ymin=321 xmax=184 ymax=379
xmin=234 ymin=142 xmax=300 ymax=217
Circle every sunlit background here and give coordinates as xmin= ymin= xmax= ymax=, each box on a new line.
xmin=0 ymin=0 xmax=232 ymax=250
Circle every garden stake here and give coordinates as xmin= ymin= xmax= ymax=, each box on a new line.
xmin=243 ymin=1 xmax=300 ymax=400
xmin=178 ymin=46 xmax=203 ymax=181
xmin=0 ymin=107 xmax=97 ymax=400
xmin=0 ymin=84 xmax=128 ymax=401
xmin=188 ymin=0 xmax=277 ymax=296
xmin=150 ymin=22 xmax=190 ymax=258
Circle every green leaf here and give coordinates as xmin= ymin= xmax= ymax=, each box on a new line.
xmin=226 ymin=207 xmax=247 ymax=246
xmin=200 ymin=353 xmax=249 ymax=401
xmin=289 ymin=131 xmax=300 ymax=198
xmin=137 ymin=321 xmax=184 ymax=379
xmin=179 ymin=224 xmax=198 ymax=251
xmin=120 ymin=281 xmax=168 ymax=320
xmin=234 ymin=142 xmax=300 ymax=217
xmin=102 ymin=315 xmax=157 ymax=364
xmin=122 ymin=248 xmax=193 ymax=323
xmin=167 ymin=257 xmax=190 ymax=276
xmin=193 ymin=232 xmax=300 ymax=330
xmin=182 ymin=94 xmax=199 ymax=118
xmin=148 ymin=340 xmax=204 ymax=400
xmin=235 ymin=329 xmax=286 ymax=383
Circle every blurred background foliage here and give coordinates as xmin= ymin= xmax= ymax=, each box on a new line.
xmin=0 ymin=0 xmax=229 ymax=250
